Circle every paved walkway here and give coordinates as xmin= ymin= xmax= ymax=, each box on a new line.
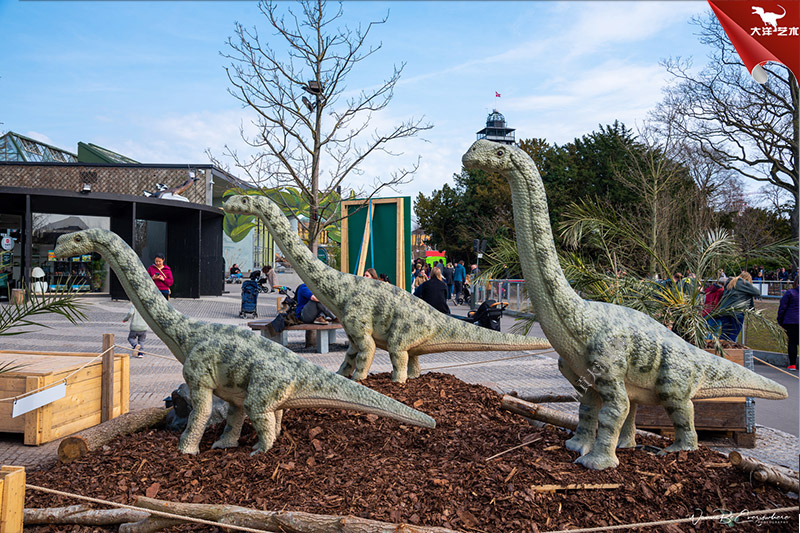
xmin=0 ymin=278 xmax=797 ymax=475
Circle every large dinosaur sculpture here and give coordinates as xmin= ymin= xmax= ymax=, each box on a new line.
xmin=54 ymin=229 xmax=435 ymax=455
xmin=462 ymin=139 xmax=788 ymax=470
xmin=224 ymin=195 xmax=551 ymax=383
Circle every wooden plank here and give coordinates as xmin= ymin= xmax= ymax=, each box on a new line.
xmin=23 ymin=376 xmax=43 ymax=446
xmin=101 ymin=334 xmax=114 ymax=423
xmin=0 ymin=349 xmax=97 ymax=358
xmin=0 ymin=466 xmax=25 ymax=533
xmin=340 ymin=203 xmax=349 ymax=274
xmin=118 ymin=354 xmax=130 ymax=415
xmin=354 ymin=202 xmax=372 ymax=276
xmin=0 ymin=403 xmax=24 ymax=433
xmin=636 ymin=401 xmax=747 ymax=431
xmin=0 ymin=378 xmax=27 ymax=395
xmin=396 ymin=197 xmax=405 ymax=291
xmin=48 ymin=412 xmax=103 ymax=442
xmin=38 ymin=376 xmax=54 ymax=446
xmin=0 ymin=354 xmax=97 ymax=376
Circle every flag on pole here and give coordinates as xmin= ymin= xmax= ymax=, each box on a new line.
xmin=495 ymin=92 xmax=501 ymax=97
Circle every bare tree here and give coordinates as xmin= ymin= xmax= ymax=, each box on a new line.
xmin=219 ymin=0 xmax=431 ymax=252
xmin=656 ymin=13 xmax=799 ymax=237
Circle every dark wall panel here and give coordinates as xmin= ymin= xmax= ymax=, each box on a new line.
xmin=200 ymin=214 xmax=223 ymax=296
xmin=109 ymin=203 xmax=136 ymax=300
xmin=167 ymin=212 xmax=201 ymax=299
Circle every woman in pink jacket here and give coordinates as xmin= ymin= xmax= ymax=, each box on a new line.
xmin=147 ymin=253 xmax=173 ymax=300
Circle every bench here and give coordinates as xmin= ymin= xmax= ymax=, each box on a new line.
xmin=247 ymin=319 xmax=343 ymax=354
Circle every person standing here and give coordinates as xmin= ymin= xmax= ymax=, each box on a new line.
xmin=443 ymin=262 xmax=455 ymax=299
xmin=122 ymin=305 xmax=147 ymax=358
xmin=413 ymin=267 xmax=450 ymax=314
xmin=718 ymin=271 xmax=760 ymax=343
xmin=777 ymin=279 xmax=799 ymax=371
xmin=260 ymin=265 xmax=278 ymax=292
xmin=147 ymin=253 xmax=173 ymax=300
xmin=453 ymin=260 xmax=466 ymax=302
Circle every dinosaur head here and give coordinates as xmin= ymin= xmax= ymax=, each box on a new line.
xmin=224 ymin=194 xmax=268 ymax=216
xmin=54 ymin=229 xmax=110 ymax=259
xmin=462 ymin=140 xmax=519 ymax=174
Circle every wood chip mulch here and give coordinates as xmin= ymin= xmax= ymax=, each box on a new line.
xmin=26 ymin=372 xmax=798 ymax=532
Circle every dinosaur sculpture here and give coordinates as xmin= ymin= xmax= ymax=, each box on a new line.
xmin=462 ymin=139 xmax=788 ymax=470
xmin=224 ymin=195 xmax=551 ymax=383
xmin=54 ymin=229 xmax=435 ymax=455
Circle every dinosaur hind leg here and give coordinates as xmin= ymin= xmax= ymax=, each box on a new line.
xmin=660 ymin=399 xmax=698 ymax=453
xmin=407 ymin=354 xmax=421 ymax=380
xmin=337 ymin=333 xmax=359 ymax=378
xmin=389 ymin=349 xmax=410 ymax=383
xmin=211 ymin=403 xmax=245 ymax=449
xmin=574 ymin=374 xmax=629 ymax=470
xmin=617 ymin=401 xmax=637 ymax=449
xmin=350 ymin=335 xmax=377 ymax=381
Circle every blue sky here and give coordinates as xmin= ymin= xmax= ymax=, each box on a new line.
xmin=1 ymin=0 xmax=713 ymax=200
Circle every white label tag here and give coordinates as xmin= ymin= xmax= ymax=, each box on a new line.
xmin=12 ymin=382 xmax=67 ymax=418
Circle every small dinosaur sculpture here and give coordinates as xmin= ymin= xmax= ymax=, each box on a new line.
xmin=54 ymin=229 xmax=435 ymax=455
xmin=224 ymin=195 xmax=551 ymax=383
xmin=462 ymin=139 xmax=788 ymax=470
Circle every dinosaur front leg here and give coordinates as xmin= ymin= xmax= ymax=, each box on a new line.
xmin=211 ymin=403 xmax=245 ymax=450
xmin=617 ymin=401 xmax=638 ymax=449
xmin=558 ymin=358 xmax=600 ymax=456
xmin=575 ymin=375 xmax=629 ymax=470
xmin=389 ymin=349 xmax=410 ymax=383
xmin=350 ymin=334 xmax=377 ymax=381
xmin=336 ymin=333 xmax=359 ymax=378
xmin=660 ymin=399 xmax=698 ymax=453
xmin=243 ymin=392 xmax=279 ymax=456
xmin=178 ymin=385 xmax=213 ymax=455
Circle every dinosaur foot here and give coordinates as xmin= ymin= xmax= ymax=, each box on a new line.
xmin=574 ymin=450 xmax=619 ymax=470
xmin=565 ymin=435 xmax=593 ymax=456
xmin=616 ymin=436 xmax=637 ymax=449
xmin=250 ymin=441 xmax=275 ymax=456
xmin=390 ymin=371 xmax=408 ymax=383
xmin=177 ymin=445 xmax=200 ymax=455
xmin=211 ymin=438 xmax=240 ymax=450
xmin=351 ymin=370 xmax=369 ymax=381
xmin=659 ymin=441 xmax=699 ymax=454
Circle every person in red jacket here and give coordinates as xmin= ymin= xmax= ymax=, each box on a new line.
xmin=702 ymin=280 xmax=725 ymax=338
xmin=147 ymin=253 xmax=173 ymax=300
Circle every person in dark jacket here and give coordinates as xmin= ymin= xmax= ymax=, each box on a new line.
xmin=414 ymin=267 xmax=450 ymax=314
xmin=777 ymin=279 xmax=799 ymax=370
xmin=443 ymin=263 xmax=455 ymax=299
xmin=718 ymin=271 xmax=760 ymax=343
xmin=296 ymin=283 xmax=336 ymax=324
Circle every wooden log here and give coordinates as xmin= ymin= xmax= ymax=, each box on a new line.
xmin=532 ymin=483 xmax=621 ymax=493
xmin=57 ymin=407 xmax=168 ymax=463
xmin=25 ymin=505 xmax=149 ymax=525
xmin=501 ymin=395 xmax=663 ymax=439
xmin=121 ymin=496 xmax=460 ymax=533
xmin=517 ymin=393 xmax=577 ymax=404
xmin=729 ymin=451 xmax=799 ymax=493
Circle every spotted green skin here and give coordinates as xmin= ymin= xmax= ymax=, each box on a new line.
xmin=54 ymin=229 xmax=435 ymax=456
xmin=463 ymin=140 xmax=788 ymax=470
xmin=224 ymin=195 xmax=551 ymax=384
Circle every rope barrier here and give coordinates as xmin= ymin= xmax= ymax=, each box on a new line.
xmin=113 ymin=344 xmax=179 ymax=363
xmin=543 ymin=506 xmax=799 ymax=533
xmin=0 ymin=345 xmax=114 ymax=403
xmin=422 ymin=349 xmax=557 ymax=372
xmin=753 ymin=355 xmax=798 ymax=379
xmin=26 ymin=484 xmax=270 ymax=532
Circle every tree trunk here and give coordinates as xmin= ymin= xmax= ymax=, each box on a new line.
xmin=120 ymin=496 xmax=459 ymax=533
xmin=25 ymin=505 xmax=149 ymax=525
xmin=57 ymin=407 xmax=169 ymax=463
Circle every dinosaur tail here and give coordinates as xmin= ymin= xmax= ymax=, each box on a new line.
xmin=281 ymin=367 xmax=436 ymax=428
xmin=694 ymin=353 xmax=788 ymax=400
xmin=415 ymin=314 xmax=551 ymax=355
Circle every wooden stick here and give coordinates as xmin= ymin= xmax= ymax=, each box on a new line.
xmin=121 ymin=496 xmax=460 ymax=533
xmin=729 ymin=451 xmax=799 ymax=493
xmin=485 ymin=438 xmax=542 ymax=461
xmin=532 ymin=483 xmax=621 ymax=493
xmin=517 ymin=393 xmax=577 ymax=404
xmin=101 ymin=334 xmax=115 ymax=423
xmin=25 ymin=505 xmax=149 ymax=525
xmin=57 ymin=407 xmax=168 ymax=463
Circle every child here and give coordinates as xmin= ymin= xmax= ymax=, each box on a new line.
xmin=123 ymin=305 xmax=147 ymax=358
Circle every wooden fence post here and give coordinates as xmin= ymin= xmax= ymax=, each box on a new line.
xmin=9 ymin=289 xmax=23 ymax=306
xmin=101 ymin=334 xmax=115 ymax=423
xmin=0 ymin=466 xmax=25 ymax=533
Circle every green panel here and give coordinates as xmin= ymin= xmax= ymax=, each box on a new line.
xmin=346 ymin=197 xmax=411 ymax=291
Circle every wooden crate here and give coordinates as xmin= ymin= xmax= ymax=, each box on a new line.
xmin=0 ymin=349 xmax=129 ymax=445
xmin=635 ymin=349 xmax=754 ymax=444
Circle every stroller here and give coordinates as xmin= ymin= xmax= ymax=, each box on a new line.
xmin=239 ymin=272 xmax=260 ymax=318
xmin=455 ymin=282 xmax=471 ymax=306
xmin=459 ymin=299 xmax=507 ymax=331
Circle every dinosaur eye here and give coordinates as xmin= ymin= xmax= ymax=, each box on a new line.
xmin=74 ymin=236 xmax=82 ymax=243
xmin=496 ymin=149 xmax=505 ymax=157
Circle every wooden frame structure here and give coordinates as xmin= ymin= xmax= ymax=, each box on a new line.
xmin=340 ymin=197 xmax=410 ymax=291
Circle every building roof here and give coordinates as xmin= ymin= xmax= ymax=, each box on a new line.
xmin=0 ymin=132 xmax=78 ymax=163
xmin=77 ymin=142 xmax=140 ymax=164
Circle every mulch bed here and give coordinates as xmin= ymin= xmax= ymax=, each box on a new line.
xmin=26 ymin=373 xmax=798 ymax=532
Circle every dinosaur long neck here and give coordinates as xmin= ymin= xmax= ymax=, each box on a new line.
xmin=506 ymin=155 xmax=586 ymax=337
xmin=99 ymin=237 xmax=189 ymax=363
xmin=256 ymin=201 xmax=346 ymax=310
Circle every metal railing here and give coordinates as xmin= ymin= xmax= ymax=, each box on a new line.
xmin=470 ymin=279 xmax=533 ymax=316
